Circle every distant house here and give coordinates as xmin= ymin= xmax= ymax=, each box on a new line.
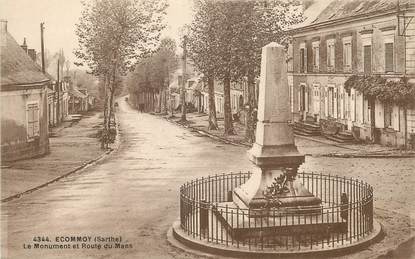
xmin=65 ymin=76 xmax=88 ymax=114
xmin=168 ymin=69 xmax=182 ymax=111
xmin=0 ymin=20 xmax=50 ymax=162
xmin=198 ymin=79 xmax=244 ymax=119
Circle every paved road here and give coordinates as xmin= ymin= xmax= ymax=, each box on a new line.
xmin=2 ymin=99 xmax=414 ymax=259
xmin=1 ymin=99 xmax=253 ymax=259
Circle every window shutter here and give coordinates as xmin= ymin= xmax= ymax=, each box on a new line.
xmin=324 ymin=87 xmax=328 ymax=117
xmin=351 ymin=90 xmax=356 ymax=121
xmin=364 ymin=45 xmax=372 ymax=74
xmin=316 ymin=47 xmax=320 ymax=68
xmin=385 ymin=43 xmax=394 ymax=72
xmin=304 ymin=47 xmax=308 ymax=72
xmin=300 ymin=49 xmax=305 ymax=73
xmin=334 ymin=87 xmax=338 ymax=118
xmin=27 ymin=123 xmax=34 ymax=138
xmin=340 ymin=86 xmax=344 ymax=119
xmin=298 ymin=89 xmax=301 ymax=111
xmin=375 ymin=100 xmax=384 ymax=128
xmin=393 ymin=105 xmax=400 ymax=131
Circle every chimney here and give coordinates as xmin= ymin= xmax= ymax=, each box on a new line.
xmin=21 ymin=37 xmax=28 ymax=53
xmin=28 ymin=49 xmax=37 ymax=62
xmin=0 ymin=19 xmax=7 ymax=33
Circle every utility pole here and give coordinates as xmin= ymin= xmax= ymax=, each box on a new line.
xmin=40 ymin=22 xmax=45 ymax=74
xmin=180 ymin=36 xmax=187 ymax=122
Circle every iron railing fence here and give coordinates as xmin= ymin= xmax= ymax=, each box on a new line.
xmin=179 ymin=172 xmax=374 ymax=251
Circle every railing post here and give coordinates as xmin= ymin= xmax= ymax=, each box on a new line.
xmin=200 ymin=199 xmax=209 ymax=237
xmin=341 ymin=193 xmax=348 ymax=221
xmin=227 ymin=190 xmax=233 ymax=202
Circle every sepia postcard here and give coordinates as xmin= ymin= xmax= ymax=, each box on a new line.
xmin=1 ymin=0 xmax=414 ymax=258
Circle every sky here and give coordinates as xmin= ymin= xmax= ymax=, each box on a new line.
xmin=0 ymin=0 xmax=193 ymax=68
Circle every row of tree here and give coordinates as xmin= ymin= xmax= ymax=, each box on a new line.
xmin=126 ymin=37 xmax=178 ymax=114
xmin=75 ymin=0 xmax=168 ymax=148
xmin=187 ymin=0 xmax=303 ymax=142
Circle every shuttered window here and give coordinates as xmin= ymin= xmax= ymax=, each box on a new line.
xmin=27 ymin=102 xmax=40 ymax=139
xmin=364 ymin=45 xmax=372 ymax=74
xmin=384 ymin=103 xmax=392 ymax=128
xmin=385 ymin=43 xmax=394 ymax=72
xmin=312 ymin=46 xmax=319 ymax=70
xmin=327 ymin=43 xmax=335 ymax=68
xmin=343 ymin=43 xmax=352 ymax=69
xmin=300 ymin=48 xmax=305 ymax=73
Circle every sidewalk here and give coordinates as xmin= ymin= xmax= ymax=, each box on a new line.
xmin=1 ymin=111 xmax=112 ymax=202
xmin=161 ymin=112 xmax=415 ymax=158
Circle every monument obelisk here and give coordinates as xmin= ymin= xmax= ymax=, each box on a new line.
xmin=233 ymin=43 xmax=321 ymax=212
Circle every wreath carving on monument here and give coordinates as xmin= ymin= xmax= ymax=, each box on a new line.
xmin=262 ymin=173 xmax=290 ymax=208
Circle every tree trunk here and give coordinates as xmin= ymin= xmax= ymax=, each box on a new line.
xmin=223 ymin=75 xmax=235 ymax=135
xmin=101 ymin=74 xmax=109 ymax=149
xmin=162 ymin=87 xmax=168 ymax=114
xmin=180 ymin=37 xmax=187 ymax=122
xmin=207 ymin=75 xmax=218 ymax=130
xmin=158 ymin=88 xmax=162 ymax=113
xmin=404 ymin=105 xmax=408 ymax=149
xmin=245 ymin=71 xmax=256 ymax=143
xmin=151 ymin=90 xmax=154 ymax=112
xmin=370 ymin=97 xmax=376 ymax=142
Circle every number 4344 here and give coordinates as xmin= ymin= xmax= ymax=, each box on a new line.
xmin=33 ymin=236 xmax=50 ymax=242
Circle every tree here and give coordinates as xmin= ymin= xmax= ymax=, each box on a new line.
xmin=53 ymin=49 xmax=66 ymax=78
xmin=36 ymin=49 xmax=52 ymax=71
xmin=188 ymin=0 xmax=220 ymax=130
xmin=126 ymin=37 xmax=177 ymax=113
xmin=188 ymin=0 xmax=303 ymax=137
xmin=75 ymin=0 xmax=167 ymax=148
xmin=229 ymin=0 xmax=303 ymax=142
xmin=152 ymin=38 xmax=178 ymax=114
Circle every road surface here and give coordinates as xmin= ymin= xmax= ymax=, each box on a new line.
xmin=1 ymin=99 xmax=414 ymax=259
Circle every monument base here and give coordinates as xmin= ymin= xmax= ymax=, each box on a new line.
xmin=233 ymin=167 xmax=322 ymax=212
xmin=213 ymin=202 xmax=347 ymax=241
xmin=247 ymin=143 xmax=305 ymax=168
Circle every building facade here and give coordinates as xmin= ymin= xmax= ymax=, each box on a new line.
xmin=289 ymin=0 xmax=415 ymax=147
xmin=199 ymin=80 xmax=244 ymax=117
xmin=1 ymin=21 xmax=50 ymax=162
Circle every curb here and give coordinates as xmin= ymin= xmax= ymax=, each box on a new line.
xmin=294 ymin=134 xmax=359 ymax=151
xmin=1 ymin=114 xmax=122 ymax=203
xmin=160 ymin=114 xmax=415 ymax=159
xmin=163 ymin=116 xmax=250 ymax=148
xmin=170 ymin=220 xmax=383 ymax=258
xmin=321 ymin=153 xmax=415 ymax=158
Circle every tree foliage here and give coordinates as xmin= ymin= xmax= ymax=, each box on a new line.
xmin=187 ymin=0 xmax=303 ymax=137
xmin=75 ymin=0 xmax=168 ymax=148
xmin=126 ymin=37 xmax=178 ymax=109
xmin=344 ymin=75 xmax=415 ymax=106
xmin=75 ymin=0 xmax=167 ymax=76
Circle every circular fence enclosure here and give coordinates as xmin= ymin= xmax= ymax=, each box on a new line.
xmin=173 ymin=172 xmax=382 ymax=255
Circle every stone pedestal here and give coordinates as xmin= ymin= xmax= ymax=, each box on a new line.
xmin=233 ymin=43 xmax=321 ymax=211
